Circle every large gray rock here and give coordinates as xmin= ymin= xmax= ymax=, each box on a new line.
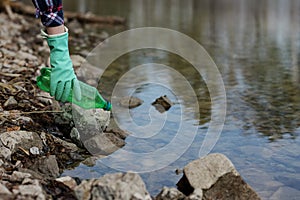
xmin=82 ymin=132 xmax=125 ymax=155
xmin=70 ymin=105 xmax=125 ymax=155
xmin=0 ymin=131 xmax=43 ymax=160
xmin=72 ymin=104 xmax=111 ymax=133
xmin=56 ymin=176 xmax=78 ymax=190
xmin=75 ymin=172 xmax=152 ymax=200
xmin=177 ymin=153 xmax=261 ymax=200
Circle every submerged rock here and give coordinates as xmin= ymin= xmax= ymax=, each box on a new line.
xmin=75 ymin=172 xmax=152 ymax=200
xmin=177 ymin=153 xmax=261 ymax=200
xmin=152 ymin=95 xmax=173 ymax=113
xmin=119 ymin=96 xmax=143 ymax=109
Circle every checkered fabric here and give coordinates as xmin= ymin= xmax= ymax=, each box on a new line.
xmin=32 ymin=0 xmax=64 ymax=27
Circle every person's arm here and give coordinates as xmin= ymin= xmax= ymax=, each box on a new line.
xmin=46 ymin=25 xmax=65 ymax=35
xmin=31 ymin=0 xmax=81 ymax=101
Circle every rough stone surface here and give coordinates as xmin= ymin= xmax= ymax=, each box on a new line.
xmin=29 ymin=155 xmax=60 ymax=178
xmin=75 ymin=172 xmax=152 ymax=200
xmin=155 ymin=187 xmax=186 ymax=200
xmin=56 ymin=176 xmax=78 ymax=189
xmin=72 ymin=104 xmax=111 ymax=132
xmin=203 ymin=172 xmax=261 ymax=200
xmin=178 ymin=153 xmax=239 ymax=191
xmin=83 ymin=132 xmax=125 ymax=155
xmin=177 ymin=153 xmax=261 ymax=200
xmin=0 ymin=131 xmax=43 ymax=160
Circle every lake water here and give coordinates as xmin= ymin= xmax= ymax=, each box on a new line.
xmin=29 ymin=0 xmax=300 ymax=199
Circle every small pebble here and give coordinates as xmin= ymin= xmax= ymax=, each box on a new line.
xmin=29 ymin=147 xmax=40 ymax=155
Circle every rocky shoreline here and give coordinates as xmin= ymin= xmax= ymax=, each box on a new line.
xmin=0 ymin=12 xmax=260 ymax=199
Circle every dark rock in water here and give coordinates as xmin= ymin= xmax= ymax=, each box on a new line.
xmin=119 ymin=96 xmax=143 ymax=109
xmin=152 ymin=95 xmax=173 ymax=113
xmin=75 ymin=172 xmax=152 ymax=200
xmin=203 ymin=172 xmax=261 ymax=200
xmin=177 ymin=153 xmax=261 ymax=200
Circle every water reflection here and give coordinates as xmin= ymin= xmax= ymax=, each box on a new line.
xmin=56 ymin=0 xmax=300 ymax=198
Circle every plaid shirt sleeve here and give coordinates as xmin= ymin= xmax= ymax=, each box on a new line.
xmin=31 ymin=0 xmax=64 ymax=27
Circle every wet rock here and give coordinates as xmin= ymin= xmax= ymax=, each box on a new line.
xmin=177 ymin=153 xmax=261 ymax=200
xmin=70 ymin=105 xmax=111 ymax=149
xmin=59 ymin=104 xmax=110 ymax=132
xmin=81 ymin=154 xmax=106 ymax=166
xmin=203 ymin=172 xmax=261 ymax=200
xmin=119 ymin=96 xmax=143 ymax=109
xmin=82 ymin=132 xmax=125 ymax=155
xmin=155 ymin=187 xmax=186 ymax=200
xmin=3 ymin=96 xmax=18 ymax=109
xmin=177 ymin=153 xmax=239 ymax=193
xmin=152 ymin=95 xmax=173 ymax=113
xmin=30 ymin=155 xmax=60 ymax=178
xmin=56 ymin=176 xmax=78 ymax=189
xmin=75 ymin=172 xmax=152 ymax=200
xmin=0 ymin=131 xmax=43 ymax=160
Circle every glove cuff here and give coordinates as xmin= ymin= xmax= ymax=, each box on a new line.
xmin=41 ymin=26 xmax=69 ymax=38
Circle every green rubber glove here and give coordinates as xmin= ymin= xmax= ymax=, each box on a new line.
xmin=41 ymin=27 xmax=81 ymax=102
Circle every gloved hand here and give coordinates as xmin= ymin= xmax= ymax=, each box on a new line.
xmin=41 ymin=27 xmax=81 ymax=102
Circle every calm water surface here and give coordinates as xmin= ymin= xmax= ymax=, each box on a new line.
xmin=52 ymin=0 xmax=300 ymax=199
